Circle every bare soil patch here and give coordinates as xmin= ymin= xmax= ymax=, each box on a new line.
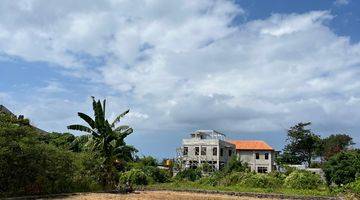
xmin=52 ymin=191 xmax=288 ymax=200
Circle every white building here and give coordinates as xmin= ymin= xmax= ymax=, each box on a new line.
xmin=179 ymin=130 xmax=235 ymax=170
xmin=229 ymin=140 xmax=275 ymax=173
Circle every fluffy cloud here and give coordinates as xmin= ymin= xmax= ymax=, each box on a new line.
xmin=1 ymin=1 xmax=360 ymax=156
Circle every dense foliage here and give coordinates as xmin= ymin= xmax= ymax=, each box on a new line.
xmin=175 ymin=168 xmax=202 ymax=181
xmin=284 ymin=170 xmax=324 ymax=190
xmin=323 ymin=150 xmax=360 ymax=185
xmin=119 ymin=169 xmax=149 ymax=185
xmin=280 ymin=122 xmax=321 ymax=167
xmin=319 ymin=134 xmax=353 ymax=161
xmin=0 ymin=113 xmax=100 ymax=197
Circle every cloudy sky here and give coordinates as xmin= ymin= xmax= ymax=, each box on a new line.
xmin=1 ymin=0 xmax=360 ymax=158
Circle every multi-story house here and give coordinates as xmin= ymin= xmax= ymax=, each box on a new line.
xmin=179 ymin=130 xmax=235 ymax=170
xmin=229 ymin=140 xmax=275 ymax=173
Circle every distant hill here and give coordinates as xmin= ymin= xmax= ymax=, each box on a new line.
xmin=0 ymin=104 xmax=48 ymax=134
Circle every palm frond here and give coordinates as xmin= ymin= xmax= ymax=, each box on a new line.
xmin=78 ymin=112 xmax=95 ymax=128
xmin=67 ymin=124 xmax=92 ymax=133
xmin=111 ymin=109 xmax=129 ymax=127
xmin=114 ymin=125 xmax=130 ymax=132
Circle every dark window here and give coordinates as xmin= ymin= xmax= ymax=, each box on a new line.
xmin=183 ymin=147 xmax=188 ymax=156
xmin=213 ymin=147 xmax=217 ymax=156
xmin=257 ymin=167 xmax=268 ymax=173
xmin=228 ymin=149 xmax=232 ymax=157
xmin=220 ymin=148 xmax=224 ymax=156
xmin=195 ymin=147 xmax=199 ymax=155
xmin=265 ymin=153 xmax=269 ymax=160
xmin=255 ymin=153 xmax=259 ymax=159
xmin=201 ymin=147 xmax=206 ymax=155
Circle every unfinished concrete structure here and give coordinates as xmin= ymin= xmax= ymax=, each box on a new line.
xmin=178 ymin=130 xmax=235 ymax=170
xmin=229 ymin=140 xmax=275 ymax=173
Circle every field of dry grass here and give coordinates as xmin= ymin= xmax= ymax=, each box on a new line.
xmin=53 ymin=191 xmax=288 ymax=200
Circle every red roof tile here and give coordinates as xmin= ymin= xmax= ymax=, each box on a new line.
xmin=229 ymin=140 xmax=274 ymax=151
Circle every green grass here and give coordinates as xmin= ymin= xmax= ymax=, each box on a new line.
xmin=146 ymin=181 xmax=334 ymax=197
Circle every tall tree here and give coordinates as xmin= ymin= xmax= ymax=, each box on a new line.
xmin=319 ymin=134 xmax=353 ymax=160
xmin=282 ymin=122 xmax=321 ymax=167
xmin=67 ymin=97 xmax=136 ymax=189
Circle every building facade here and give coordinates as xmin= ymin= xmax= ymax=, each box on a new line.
xmin=179 ymin=130 xmax=235 ymax=170
xmin=229 ymin=140 xmax=275 ymax=173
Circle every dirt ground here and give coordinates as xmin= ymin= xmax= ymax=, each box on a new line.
xmin=52 ymin=191 xmax=289 ymax=200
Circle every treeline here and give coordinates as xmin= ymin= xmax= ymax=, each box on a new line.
xmin=0 ymin=98 xmax=170 ymax=197
xmin=276 ymin=122 xmax=360 ymax=187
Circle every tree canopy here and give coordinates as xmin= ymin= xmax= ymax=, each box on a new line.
xmin=281 ymin=122 xmax=321 ymax=167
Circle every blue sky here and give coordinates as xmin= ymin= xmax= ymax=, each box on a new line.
xmin=1 ymin=0 xmax=360 ymax=158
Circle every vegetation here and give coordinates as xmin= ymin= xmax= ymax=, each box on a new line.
xmin=1 ymin=105 xmax=359 ymax=198
xmin=323 ymin=150 xmax=360 ymax=185
xmin=284 ymin=170 xmax=324 ymax=190
xmin=319 ymin=134 xmax=354 ymax=161
xmin=0 ymin=112 xmax=100 ymax=197
xmin=280 ymin=122 xmax=321 ymax=167
xmin=67 ymin=97 xmax=137 ymax=189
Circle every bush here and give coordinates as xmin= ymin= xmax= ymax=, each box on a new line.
xmin=142 ymin=166 xmax=171 ymax=183
xmin=284 ymin=170 xmax=324 ymax=190
xmin=323 ymin=150 xmax=360 ymax=185
xmin=241 ymin=173 xmax=283 ymax=189
xmin=217 ymin=172 xmax=283 ymax=189
xmin=197 ymin=176 xmax=219 ymax=186
xmin=119 ymin=169 xmax=149 ymax=185
xmin=345 ymin=178 xmax=360 ymax=198
xmin=175 ymin=168 xmax=202 ymax=181
xmin=222 ymin=156 xmax=248 ymax=174
xmin=218 ymin=172 xmax=248 ymax=186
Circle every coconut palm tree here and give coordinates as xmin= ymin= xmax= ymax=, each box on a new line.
xmin=67 ymin=96 xmax=136 ymax=188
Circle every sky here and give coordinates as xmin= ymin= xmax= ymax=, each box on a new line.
xmin=1 ymin=0 xmax=360 ymax=158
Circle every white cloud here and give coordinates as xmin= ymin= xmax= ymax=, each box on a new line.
xmin=1 ymin=1 xmax=360 ymax=154
xmin=334 ymin=0 xmax=349 ymax=6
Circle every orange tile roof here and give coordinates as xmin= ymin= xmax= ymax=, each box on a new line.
xmin=229 ymin=140 xmax=274 ymax=151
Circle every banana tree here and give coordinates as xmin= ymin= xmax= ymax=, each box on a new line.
xmin=67 ymin=96 xmax=136 ymax=188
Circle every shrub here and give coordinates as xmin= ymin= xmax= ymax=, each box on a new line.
xmin=222 ymin=156 xmax=248 ymax=174
xmin=217 ymin=172 xmax=283 ymax=189
xmin=323 ymin=150 xmax=360 ymax=185
xmin=345 ymin=178 xmax=360 ymax=198
xmin=175 ymin=168 xmax=202 ymax=181
xmin=284 ymin=170 xmax=324 ymax=190
xmin=241 ymin=173 xmax=283 ymax=189
xmin=218 ymin=172 xmax=248 ymax=186
xmin=119 ymin=169 xmax=149 ymax=185
xmin=142 ymin=166 xmax=171 ymax=183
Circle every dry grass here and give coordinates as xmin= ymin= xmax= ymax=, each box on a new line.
xmin=52 ymin=191 xmax=288 ymax=200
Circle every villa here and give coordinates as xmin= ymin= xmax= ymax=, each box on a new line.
xmin=229 ymin=140 xmax=275 ymax=173
xmin=179 ymin=130 xmax=275 ymax=173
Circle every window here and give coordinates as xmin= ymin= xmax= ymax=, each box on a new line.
xmin=220 ymin=148 xmax=224 ymax=156
xmin=183 ymin=147 xmax=188 ymax=156
xmin=195 ymin=147 xmax=199 ymax=155
xmin=201 ymin=147 xmax=206 ymax=155
xmin=257 ymin=167 xmax=268 ymax=173
xmin=255 ymin=153 xmax=259 ymax=159
xmin=265 ymin=153 xmax=269 ymax=160
xmin=228 ymin=149 xmax=232 ymax=157
xmin=213 ymin=147 xmax=217 ymax=156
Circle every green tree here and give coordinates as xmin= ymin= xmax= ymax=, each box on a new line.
xmin=281 ymin=122 xmax=321 ymax=167
xmin=323 ymin=150 xmax=360 ymax=185
xmin=319 ymin=134 xmax=353 ymax=161
xmin=0 ymin=113 xmax=83 ymax=196
xmin=67 ymin=97 xmax=137 ymax=189
xmin=222 ymin=156 xmax=248 ymax=174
